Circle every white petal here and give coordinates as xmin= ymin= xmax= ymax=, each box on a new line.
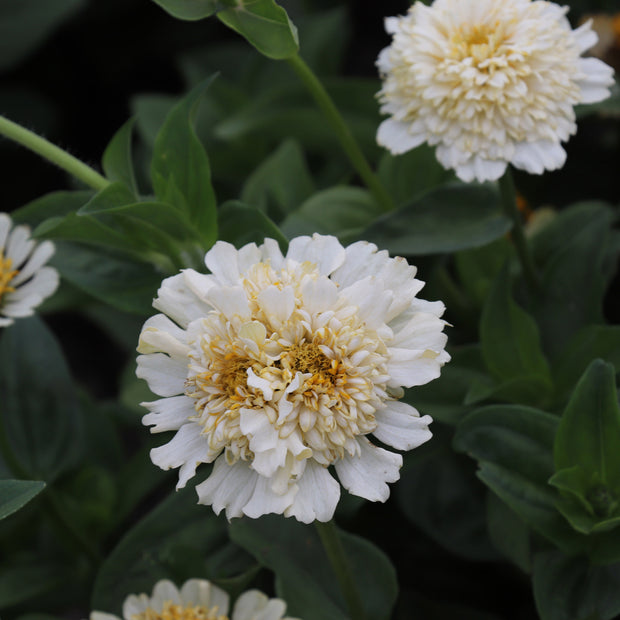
xmin=259 ymin=238 xmax=286 ymax=270
xmin=137 ymin=314 xmax=190 ymax=359
xmin=205 ymin=241 xmax=241 ymax=285
xmin=377 ymin=119 xmax=426 ymax=154
xmin=122 ymin=594 xmax=151 ymax=619
xmin=286 ymin=234 xmax=345 ymax=276
xmin=257 ymin=285 xmax=295 ymax=326
xmin=340 ymin=276 xmax=393 ymax=330
xmin=153 ymin=272 xmax=210 ymax=328
xmin=386 ymin=346 xmax=447 ymax=388
xmin=0 ymin=213 xmax=11 ymax=250
xmin=142 ymin=395 xmax=195 ymax=433
xmin=300 ymin=277 xmax=338 ymax=316
xmin=242 ymin=473 xmax=298 ymax=519
xmin=6 ymin=225 xmax=34 ymax=267
xmin=511 ymin=141 xmax=566 ymax=175
xmin=233 ymin=591 xmax=288 ymax=620
xmin=335 ymin=438 xmax=402 ymax=502
xmin=90 ymin=614 xmax=120 ymax=620
xmin=150 ymin=580 xmax=182 ymax=608
xmin=136 ymin=353 xmax=187 ymax=397
xmin=11 ymin=240 xmax=55 ymax=285
xmin=284 ymin=461 xmax=340 ymax=523
xmin=180 ymin=579 xmax=229 ymax=613
xmin=196 ymin=456 xmax=258 ymax=519
xmin=5 ymin=266 xmax=58 ymax=304
xmin=373 ymin=401 xmax=432 ymax=451
xmin=205 ymin=285 xmax=251 ymax=321
xmin=149 ymin=423 xmax=207 ymax=488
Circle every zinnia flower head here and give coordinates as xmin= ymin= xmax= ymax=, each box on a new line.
xmin=0 ymin=212 xmax=59 ymax=327
xmin=89 ymin=578 xmax=298 ymax=620
xmin=376 ymin=0 xmax=615 ymax=183
xmin=137 ymin=234 xmax=449 ymax=523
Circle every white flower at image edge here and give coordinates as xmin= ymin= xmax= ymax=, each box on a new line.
xmin=90 ymin=578 xmax=299 ymax=620
xmin=376 ymin=0 xmax=615 ymax=183
xmin=137 ymin=234 xmax=449 ymax=523
xmin=0 ymin=212 xmax=59 ymax=327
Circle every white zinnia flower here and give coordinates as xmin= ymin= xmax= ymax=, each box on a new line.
xmin=376 ymin=0 xmax=615 ymax=183
xmin=0 ymin=212 xmax=59 ymax=327
xmin=90 ymin=579 xmax=299 ymax=620
xmin=137 ymin=234 xmax=449 ymax=523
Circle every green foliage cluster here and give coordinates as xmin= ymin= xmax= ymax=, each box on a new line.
xmin=1 ymin=0 xmax=620 ymax=619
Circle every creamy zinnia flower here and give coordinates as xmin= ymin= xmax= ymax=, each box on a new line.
xmin=0 ymin=212 xmax=59 ymax=327
xmin=89 ymin=579 xmax=299 ymax=620
xmin=137 ymin=234 xmax=449 ymax=523
xmin=376 ymin=0 xmax=615 ymax=183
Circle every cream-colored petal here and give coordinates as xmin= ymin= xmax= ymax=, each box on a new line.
xmin=373 ymin=401 xmax=432 ymax=451
xmin=284 ymin=461 xmax=340 ymax=523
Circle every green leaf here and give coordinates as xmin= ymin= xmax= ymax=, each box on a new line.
xmin=0 ymin=0 xmax=85 ymax=71
xmin=102 ymin=118 xmax=139 ymax=195
xmin=486 ymin=493 xmax=531 ymax=573
xmin=0 ymin=563 xmax=67 ymax=607
xmin=550 ymin=360 xmax=620 ymax=532
xmin=552 ymin=325 xmax=620 ymax=407
xmin=531 ymin=202 xmax=616 ymax=358
xmin=396 ymin=427 xmax=498 ymax=562
xmin=0 ymin=317 xmax=83 ymax=481
xmin=218 ymin=200 xmax=288 ymax=250
xmin=241 ymin=139 xmax=315 ymax=220
xmin=377 ymin=144 xmax=455 ymax=207
xmin=150 ymin=0 xmax=232 ymax=20
xmin=10 ymin=190 xmax=94 ymax=227
xmin=230 ymin=516 xmax=398 ymax=620
xmin=93 ymin=483 xmax=248 ymax=614
xmin=218 ymin=0 xmax=299 ymax=60
xmin=51 ymin=242 xmax=162 ymax=315
xmin=454 ymin=405 xmax=582 ymax=553
xmin=480 ymin=264 xmax=551 ymax=403
xmin=362 ymin=183 xmax=512 ymax=255
xmin=533 ymin=551 xmax=620 ymax=620
xmin=280 ymin=187 xmax=383 ymax=244
xmin=151 ymin=78 xmax=218 ymax=245
xmin=0 ymin=479 xmax=45 ymax=520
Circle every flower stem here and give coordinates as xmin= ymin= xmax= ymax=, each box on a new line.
xmin=286 ymin=55 xmax=394 ymax=213
xmin=0 ymin=114 xmax=109 ymax=191
xmin=498 ymin=168 xmax=540 ymax=294
xmin=315 ymin=520 xmax=367 ymax=620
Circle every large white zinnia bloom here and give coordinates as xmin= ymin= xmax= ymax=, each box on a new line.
xmin=137 ymin=235 xmax=449 ymax=523
xmin=0 ymin=212 xmax=59 ymax=327
xmin=90 ymin=579 xmax=299 ymax=620
xmin=376 ymin=0 xmax=615 ymax=183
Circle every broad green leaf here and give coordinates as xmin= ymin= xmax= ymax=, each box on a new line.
xmin=552 ymin=325 xmax=620 ymax=407
xmin=102 ymin=118 xmax=139 ymax=195
xmin=241 ymin=139 xmax=315 ymax=220
xmin=533 ymin=551 xmax=620 ymax=620
xmin=230 ymin=516 xmax=398 ymax=620
xmin=218 ymin=0 xmax=299 ymax=60
xmin=0 ymin=317 xmax=83 ymax=481
xmin=0 ymin=479 xmax=45 ymax=521
xmin=150 ymin=0 xmax=232 ymax=20
xmin=377 ymin=144 xmax=454 ymax=207
xmin=10 ymin=190 xmax=93 ymax=227
xmin=151 ymin=79 xmax=218 ymax=245
xmin=93 ymin=483 xmax=250 ymax=613
xmin=486 ymin=493 xmax=531 ymax=573
xmin=396 ymin=427 xmax=498 ymax=562
xmin=550 ymin=360 xmax=620 ymax=533
xmin=0 ymin=563 xmax=67 ymax=608
xmin=280 ymin=187 xmax=382 ymax=243
xmin=51 ymin=242 xmax=162 ymax=315
xmin=455 ymin=238 xmax=514 ymax=308
xmin=532 ymin=202 xmax=616 ymax=358
xmin=480 ymin=264 xmax=551 ymax=402
xmin=362 ymin=184 xmax=512 ymax=255
xmin=0 ymin=0 xmax=85 ymax=71
xmin=454 ymin=405 xmax=582 ymax=553
xmin=465 ymin=374 xmax=553 ymax=408
xmin=218 ymin=200 xmax=288 ymax=250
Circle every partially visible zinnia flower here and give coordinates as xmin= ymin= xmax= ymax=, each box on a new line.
xmin=137 ymin=234 xmax=449 ymax=523
xmin=89 ymin=578 xmax=299 ymax=620
xmin=376 ymin=0 xmax=615 ymax=183
xmin=0 ymin=212 xmax=59 ymax=327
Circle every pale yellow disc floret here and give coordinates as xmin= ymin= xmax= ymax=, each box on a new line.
xmin=0 ymin=251 xmax=18 ymax=303
xmin=131 ymin=601 xmax=227 ymax=620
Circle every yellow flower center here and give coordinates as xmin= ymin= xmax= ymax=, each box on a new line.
xmin=0 ymin=251 xmax=19 ymax=303
xmin=132 ymin=601 xmax=228 ymax=620
xmin=451 ymin=21 xmax=510 ymax=65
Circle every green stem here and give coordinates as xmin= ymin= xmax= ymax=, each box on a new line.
xmin=0 ymin=114 xmax=109 ymax=191
xmin=498 ymin=168 xmax=540 ymax=295
xmin=315 ymin=520 xmax=366 ymax=620
xmin=286 ymin=55 xmax=394 ymax=213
